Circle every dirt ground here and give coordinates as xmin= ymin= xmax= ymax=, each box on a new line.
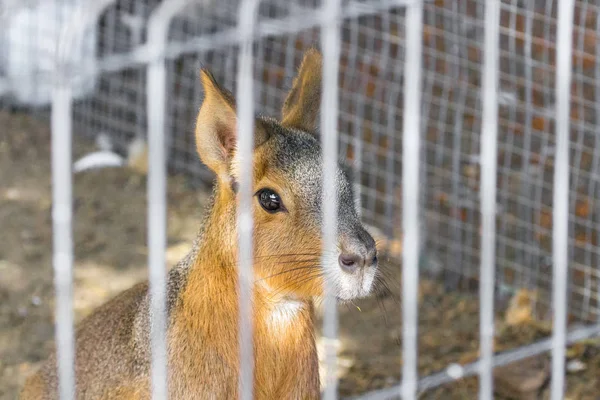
xmin=1 ymin=109 xmax=600 ymax=399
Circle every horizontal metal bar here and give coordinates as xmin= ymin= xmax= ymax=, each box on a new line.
xmin=10 ymin=0 xmax=430 ymax=84
xmin=346 ymin=323 xmax=600 ymax=400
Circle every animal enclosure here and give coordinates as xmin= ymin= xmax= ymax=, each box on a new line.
xmin=2 ymin=0 xmax=600 ymax=398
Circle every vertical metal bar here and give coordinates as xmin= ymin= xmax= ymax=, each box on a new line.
xmin=321 ymin=0 xmax=341 ymax=398
xmin=145 ymin=1 xmax=192 ymax=398
xmin=594 ymin=13 xmax=600 ymax=323
xmin=51 ymin=83 xmax=75 ymax=400
xmin=236 ymin=1 xmax=259 ymax=399
xmin=147 ymin=58 xmax=169 ymax=400
xmin=51 ymin=2 xmax=117 ymax=397
xmin=400 ymin=2 xmax=423 ymax=400
xmin=479 ymin=0 xmax=500 ymax=399
xmin=552 ymin=0 xmax=575 ymax=398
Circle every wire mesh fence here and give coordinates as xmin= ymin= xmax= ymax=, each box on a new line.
xmin=2 ymin=0 xmax=600 ymax=398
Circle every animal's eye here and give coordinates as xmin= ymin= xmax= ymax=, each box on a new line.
xmin=256 ymin=188 xmax=284 ymax=213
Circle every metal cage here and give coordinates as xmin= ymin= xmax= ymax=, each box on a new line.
xmin=2 ymin=0 xmax=599 ymax=398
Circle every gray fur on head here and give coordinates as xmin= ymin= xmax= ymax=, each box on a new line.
xmin=257 ymin=117 xmax=365 ymax=242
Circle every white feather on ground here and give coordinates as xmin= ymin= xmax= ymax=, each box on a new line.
xmin=73 ymin=134 xmax=149 ymax=174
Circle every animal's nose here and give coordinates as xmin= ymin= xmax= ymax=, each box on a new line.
xmin=338 ymin=224 xmax=378 ymax=273
xmin=338 ymin=247 xmax=378 ymax=273
xmin=338 ymin=253 xmax=364 ymax=272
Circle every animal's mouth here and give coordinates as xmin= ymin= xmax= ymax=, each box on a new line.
xmin=334 ymin=296 xmax=364 ymax=305
xmin=326 ymin=268 xmax=377 ymax=302
xmin=317 ymin=249 xmax=378 ymax=302
xmin=334 ymin=288 xmax=373 ymax=303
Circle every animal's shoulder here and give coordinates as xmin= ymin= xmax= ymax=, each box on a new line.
xmin=130 ymin=246 xmax=197 ymax=370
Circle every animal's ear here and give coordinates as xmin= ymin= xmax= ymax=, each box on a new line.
xmin=195 ymin=69 xmax=269 ymax=178
xmin=281 ymin=48 xmax=322 ymax=133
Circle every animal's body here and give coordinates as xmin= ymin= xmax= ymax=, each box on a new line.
xmin=21 ymin=49 xmax=378 ymax=400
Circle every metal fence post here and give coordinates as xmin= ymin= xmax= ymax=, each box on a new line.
xmin=321 ymin=0 xmax=342 ymax=398
xmin=51 ymin=70 xmax=76 ymax=400
xmin=146 ymin=1 xmax=195 ymax=398
xmin=400 ymin=2 xmax=423 ymax=400
xmin=236 ymin=0 xmax=260 ymax=399
xmin=551 ymin=1 xmax=575 ymax=399
xmin=479 ymin=0 xmax=500 ymax=398
xmin=51 ymin=2 xmax=118 ymax=397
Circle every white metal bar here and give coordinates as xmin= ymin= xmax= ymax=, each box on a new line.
xmin=50 ymin=3 xmax=118 ymax=398
xmin=236 ymin=1 xmax=260 ymax=399
xmin=478 ymin=1 xmax=500 ymax=399
xmin=552 ymin=0 xmax=575 ymax=399
xmin=145 ymin=1 xmax=192 ymax=398
xmin=51 ymin=83 xmax=75 ymax=400
xmin=147 ymin=60 xmax=169 ymax=400
xmin=400 ymin=2 xmax=423 ymax=400
xmin=321 ymin=0 xmax=342 ymax=398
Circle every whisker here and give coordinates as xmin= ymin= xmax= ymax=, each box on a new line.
xmin=373 ymin=275 xmax=400 ymax=304
xmin=256 ymin=265 xmax=321 ymax=283
xmin=269 ymin=271 xmax=325 ymax=298
xmin=268 ymin=269 xmax=322 ymax=288
xmin=377 ymin=295 xmax=390 ymax=327
xmin=374 ymin=266 xmax=401 ymax=291
xmin=216 ymin=254 xmax=322 ymax=270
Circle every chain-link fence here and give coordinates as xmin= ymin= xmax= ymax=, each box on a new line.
xmin=2 ymin=0 xmax=600 ymax=398
xmin=8 ymin=0 xmax=593 ymax=322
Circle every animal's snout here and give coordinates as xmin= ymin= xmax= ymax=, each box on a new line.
xmin=338 ymin=227 xmax=378 ymax=273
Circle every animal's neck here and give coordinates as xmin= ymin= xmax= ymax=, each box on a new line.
xmin=167 ymin=184 xmax=319 ymax=398
xmin=168 ymin=190 xmax=316 ymax=392
xmin=176 ymin=183 xmax=315 ymax=346
xmin=194 ymin=186 xmax=238 ymax=266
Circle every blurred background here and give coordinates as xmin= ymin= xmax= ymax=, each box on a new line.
xmin=1 ymin=0 xmax=600 ymax=398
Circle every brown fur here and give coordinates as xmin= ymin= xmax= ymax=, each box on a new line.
xmin=21 ymin=48 xmax=376 ymax=399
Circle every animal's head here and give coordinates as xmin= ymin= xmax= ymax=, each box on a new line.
xmin=195 ymin=49 xmax=378 ymax=301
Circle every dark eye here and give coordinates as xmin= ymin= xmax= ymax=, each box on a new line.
xmin=256 ymin=188 xmax=284 ymax=213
